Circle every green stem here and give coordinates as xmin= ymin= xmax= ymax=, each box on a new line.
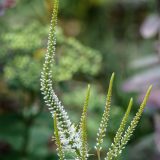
xmin=97 ymin=149 xmax=101 ymax=160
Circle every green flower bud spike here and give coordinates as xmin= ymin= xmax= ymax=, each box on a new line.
xmin=95 ymin=73 xmax=115 ymax=160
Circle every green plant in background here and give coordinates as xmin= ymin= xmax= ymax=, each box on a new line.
xmin=2 ymin=16 xmax=101 ymax=90
xmin=0 ymin=0 xmax=102 ymax=159
xmin=40 ymin=0 xmax=152 ymax=159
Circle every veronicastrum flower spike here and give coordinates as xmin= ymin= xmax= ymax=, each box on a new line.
xmin=95 ymin=73 xmax=115 ymax=159
xmin=105 ymin=85 xmax=152 ymax=160
xmin=106 ymin=98 xmax=133 ymax=160
xmin=40 ymin=0 xmax=81 ymax=155
xmin=79 ymin=85 xmax=91 ymax=160
xmin=40 ymin=0 xmax=152 ymax=159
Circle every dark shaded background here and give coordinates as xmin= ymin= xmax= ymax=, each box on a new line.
xmin=0 ymin=0 xmax=160 ymax=159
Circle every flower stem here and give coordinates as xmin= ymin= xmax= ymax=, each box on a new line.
xmin=97 ymin=149 xmax=101 ymax=160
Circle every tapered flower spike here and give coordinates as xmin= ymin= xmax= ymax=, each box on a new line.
xmin=40 ymin=0 xmax=81 ymax=153
xmin=54 ymin=113 xmax=65 ymax=160
xmin=106 ymin=98 xmax=133 ymax=160
xmin=105 ymin=85 xmax=152 ymax=160
xmin=95 ymin=73 xmax=115 ymax=158
xmin=79 ymin=85 xmax=91 ymax=160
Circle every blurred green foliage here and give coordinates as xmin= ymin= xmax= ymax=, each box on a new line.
xmin=0 ymin=0 xmax=158 ymax=159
